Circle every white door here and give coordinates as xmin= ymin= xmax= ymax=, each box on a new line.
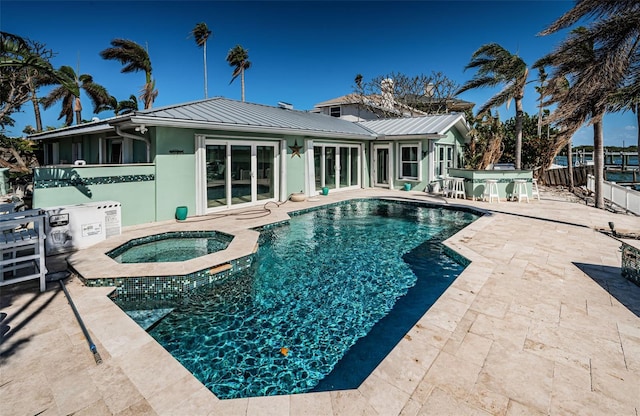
xmin=204 ymin=140 xmax=278 ymax=211
xmin=313 ymin=144 xmax=361 ymax=192
xmin=373 ymin=144 xmax=390 ymax=188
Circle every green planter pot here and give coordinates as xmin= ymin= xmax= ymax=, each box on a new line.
xmin=175 ymin=206 xmax=188 ymax=221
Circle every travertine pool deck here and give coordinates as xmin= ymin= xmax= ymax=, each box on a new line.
xmin=1 ymin=188 xmax=639 ymax=415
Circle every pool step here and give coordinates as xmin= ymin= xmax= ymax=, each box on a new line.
xmin=125 ymin=308 xmax=174 ymax=331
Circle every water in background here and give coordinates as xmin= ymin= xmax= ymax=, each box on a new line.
xmin=554 ymin=154 xmax=639 ymax=168
xmin=553 ymin=154 xmax=639 ymax=187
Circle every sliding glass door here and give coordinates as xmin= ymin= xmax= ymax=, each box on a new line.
xmin=314 ymin=144 xmax=360 ymax=192
xmin=205 ymin=140 xmax=278 ymax=210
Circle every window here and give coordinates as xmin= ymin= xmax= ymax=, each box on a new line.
xmin=398 ymin=144 xmax=420 ymax=180
xmin=43 ymin=142 xmax=59 ymax=165
xmin=100 ymin=138 xmax=123 ymax=164
xmin=329 ymin=106 xmax=341 ymax=118
xmin=72 ymin=142 xmax=82 ymax=162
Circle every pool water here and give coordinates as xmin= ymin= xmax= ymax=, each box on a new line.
xmin=137 ymin=200 xmax=478 ymax=399
xmin=107 ymin=231 xmax=232 ymax=263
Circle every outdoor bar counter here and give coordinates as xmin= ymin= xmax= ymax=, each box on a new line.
xmin=448 ymin=168 xmax=534 ymax=201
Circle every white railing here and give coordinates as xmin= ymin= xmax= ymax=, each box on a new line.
xmin=0 ymin=209 xmax=47 ymax=291
xmin=587 ymin=174 xmax=640 ymax=216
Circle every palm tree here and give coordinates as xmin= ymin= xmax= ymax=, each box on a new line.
xmin=609 ymin=84 xmax=640 ymax=171
xmin=226 ymin=44 xmax=251 ymax=102
xmin=100 ymin=39 xmax=157 ymax=109
xmin=96 ymin=94 xmax=139 ymax=116
xmin=456 ymin=44 xmax=529 ymax=169
xmin=190 ymin=22 xmax=212 ymax=98
xmin=40 ymin=65 xmax=110 ymax=126
xmin=535 ymin=67 xmax=547 ymax=139
xmin=115 ymin=94 xmax=139 ymax=115
xmin=538 ymin=0 xmax=640 ymax=209
xmin=536 ymin=28 xmax=615 ymax=209
xmin=0 ymin=32 xmax=66 ymax=129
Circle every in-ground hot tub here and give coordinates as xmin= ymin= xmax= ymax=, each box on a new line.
xmin=107 ymin=231 xmax=234 ymax=263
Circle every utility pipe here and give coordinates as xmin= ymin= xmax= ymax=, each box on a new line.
xmin=59 ymin=279 xmax=103 ymax=365
xmin=115 ymin=125 xmax=151 ymax=163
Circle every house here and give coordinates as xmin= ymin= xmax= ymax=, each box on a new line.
xmin=310 ymin=94 xmax=429 ymax=121
xmin=29 ymin=97 xmax=470 ymax=227
xmin=311 ymin=80 xmax=474 ymax=121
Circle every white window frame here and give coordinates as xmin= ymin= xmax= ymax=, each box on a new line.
xmin=72 ymin=141 xmax=82 ymax=163
xmin=44 ymin=142 xmax=60 ymax=165
xmin=434 ymin=143 xmax=455 ymax=177
xmin=397 ymin=143 xmax=421 ymax=180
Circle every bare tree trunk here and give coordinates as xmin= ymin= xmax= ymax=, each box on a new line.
xmin=74 ymin=97 xmax=82 ymax=125
xmin=31 ymin=93 xmax=43 ymax=132
xmin=593 ymin=120 xmax=605 ymax=209
xmin=515 ymin=100 xmax=523 ymax=170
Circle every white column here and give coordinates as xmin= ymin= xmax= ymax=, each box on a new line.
xmin=280 ymin=139 xmax=287 ymax=201
xmin=305 ymin=139 xmax=315 ymax=196
xmin=194 ymin=135 xmax=206 ymax=215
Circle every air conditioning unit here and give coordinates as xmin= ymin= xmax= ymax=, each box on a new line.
xmin=43 ymin=201 xmax=121 ymax=255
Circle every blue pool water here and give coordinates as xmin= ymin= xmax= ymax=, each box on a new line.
xmin=139 ymin=200 xmax=478 ymax=399
xmin=108 ymin=231 xmax=232 ymax=263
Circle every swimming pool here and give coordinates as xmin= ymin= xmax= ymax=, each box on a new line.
xmin=118 ymin=200 xmax=478 ymax=399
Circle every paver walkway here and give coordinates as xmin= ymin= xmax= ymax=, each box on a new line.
xmin=1 ymin=188 xmax=638 ymax=415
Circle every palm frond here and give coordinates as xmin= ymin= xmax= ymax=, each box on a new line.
xmin=190 ymin=22 xmax=212 ymax=47
xmin=540 ymin=0 xmax=639 ymax=35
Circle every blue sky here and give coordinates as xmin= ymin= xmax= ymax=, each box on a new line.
xmin=2 ymin=0 xmax=637 ymax=147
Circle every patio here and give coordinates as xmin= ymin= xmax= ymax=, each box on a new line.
xmin=1 ymin=187 xmax=639 ymax=415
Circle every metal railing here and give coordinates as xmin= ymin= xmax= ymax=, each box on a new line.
xmin=587 ymin=174 xmax=640 ymax=216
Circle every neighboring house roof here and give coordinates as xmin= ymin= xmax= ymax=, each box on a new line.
xmin=403 ymin=95 xmax=475 ymax=112
xmin=312 ymin=93 xmax=426 ymax=118
xmin=313 ymin=93 xmax=474 ymax=117
xmin=358 ymin=113 xmax=470 ymax=140
xmin=312 ymin=94 xmax=358 ymax=107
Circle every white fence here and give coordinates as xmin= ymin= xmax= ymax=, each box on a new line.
xmin=587 ymin=174 xmax=640 ymax=216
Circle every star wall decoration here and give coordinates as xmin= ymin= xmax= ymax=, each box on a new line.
xmin=289 ymin=139 xmax=302 ymax=158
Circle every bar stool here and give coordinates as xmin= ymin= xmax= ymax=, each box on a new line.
xmin=512 ymin=179 xmax=529 ymax=203
xmin=450 ymin=177 xmax=466 ymax=199
xmin=440 ymin=176 xmax=452 ymax=197
xmin=531 ymin=178 xmax=540 ymax=201
xmin=483 ymin=179 xmax=500 ymax=203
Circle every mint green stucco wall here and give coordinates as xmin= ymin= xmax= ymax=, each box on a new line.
xmin=34 ymin=126 xmax=373 ymax=226
xmin=153 ymin=127 xmax=197 ymax=221
xmin=285 ymin=136 xmax=306 ymax=196
xmin=379 ymin=126 xmax=468 ymax=192
xmin=448 ymin=168 xmax=533 ymax=200
xmin=32 ymin=164 xmax=156 ymax=226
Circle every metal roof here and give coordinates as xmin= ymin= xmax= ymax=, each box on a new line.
xmin=27 ymin=98 xmax=469 ymax=142
xmin=125 ymin=97 xmax=376 ymax=139
xmin=28 ymin=115 xmax=121 ymax=140
xmin=357 ymin=114 xmax=469 ymax=138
